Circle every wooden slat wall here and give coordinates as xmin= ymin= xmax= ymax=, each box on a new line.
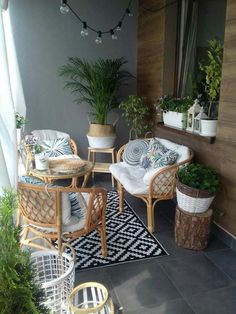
xmin=138 ymin=0 xmax=236 ymax=236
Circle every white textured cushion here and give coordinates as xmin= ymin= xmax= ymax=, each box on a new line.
xmin=32 ymin=129 xmax=70 ymax=141
xmin=157 ymin=138 xmax=190 ymax=163
xmin=110 ymin=163 xmax=148 ymax=194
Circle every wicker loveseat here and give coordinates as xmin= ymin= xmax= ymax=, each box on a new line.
xmin=110 ymin=137 xmax=194 ymax=233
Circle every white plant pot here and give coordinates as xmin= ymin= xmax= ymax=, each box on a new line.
xmin=200 ymin=119 xmax=217 ymax=137
xmin=176 ymin=188 xmax=215 ymax=213
xmin=87 ymin=135 xmax=116 ymax=148
xmin=35 ymin=153 xmax=49 ymax=171
xmin=163 ymin=111 xmax=186 ymax=130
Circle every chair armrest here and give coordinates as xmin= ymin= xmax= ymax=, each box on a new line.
xmin=69 ymin=138 xmax=78 ymax=156
xmin=117 ymin=144 xmax=126 ymax=162
xmin=149 ymin=163 xmax=179 ymax=199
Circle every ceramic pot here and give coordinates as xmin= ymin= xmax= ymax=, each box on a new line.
xmin=163 ymin=111 xmax=187 ymax=130
xmin=35 ymin=153 xmax=49 ymax=171
xmin=200 ymin=119 xmax=217 ymax=137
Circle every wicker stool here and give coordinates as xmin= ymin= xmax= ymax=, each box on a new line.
xmin=68 ymin=282 xmax=114 ymax=314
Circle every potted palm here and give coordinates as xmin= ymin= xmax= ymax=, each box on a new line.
xmin=199 ymin=39 xmax=224 ymax=136
xmin=176 ymin=163 xmax=219 ymax=213
xmin=119 ymin=95 xmax=152 ymax=139
xmin=158 ymin=95 xmax=193 ymax=129
xmin=59 ymin=57 xmax=133 ymax=148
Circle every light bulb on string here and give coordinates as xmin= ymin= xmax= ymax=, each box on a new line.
xmin=81 ymin=22 xmax=89 ymax=36
xmin=116 ymin=21 xmax=122 ymax=31
xmin=60 ymin=0 xmax=69 ymax=14
xmin=110 ymin=29 xmax=118 ymax=40
xmin=95 ymin=31 xmax=102 ymax=44
xmin=126 ymin=8 xmax=133 ymax=17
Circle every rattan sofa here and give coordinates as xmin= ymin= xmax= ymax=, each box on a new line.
xmin=110 ymin=137 xmax=194 ymax=233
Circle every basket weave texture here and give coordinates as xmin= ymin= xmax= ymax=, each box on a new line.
xmin=49 ymin=158 xmax=85 ymax=171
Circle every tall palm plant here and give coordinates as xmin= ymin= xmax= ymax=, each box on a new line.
xmin=59 ymin=57 xmax=133 ymax=125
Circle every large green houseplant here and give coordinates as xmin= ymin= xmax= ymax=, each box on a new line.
xmin=199 ymin=39 xmax=224 ymax=136
xmin=59 ymin=57 xmax=133 ymax=148
xmin=0 ymin=190 xmax=49 ymax=313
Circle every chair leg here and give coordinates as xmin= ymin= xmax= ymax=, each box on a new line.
xmin=101 ymin=220 xmax=107 ymax=258
xmin=146 ymin=199 xmax=154 ymax=233
xmin=117 ymin=181 xmax=124 ymax=212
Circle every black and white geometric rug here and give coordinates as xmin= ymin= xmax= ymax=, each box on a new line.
xmin=70 ymin=191 xmax=169 ymax=271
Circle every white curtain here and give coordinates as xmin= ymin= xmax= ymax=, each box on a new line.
xmin=0 ymin=4 xmax=26 ymax=194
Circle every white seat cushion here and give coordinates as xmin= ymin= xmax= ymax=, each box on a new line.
xmin=32 ymin=129 xmax=70 ymax=140
xmin=110 ymin=163 xmax=148 ymax=194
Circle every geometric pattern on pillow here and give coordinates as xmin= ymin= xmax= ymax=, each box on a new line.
xmin=69 ymin=192 xmax=87 ymax=219
xmin=123 ymin=139 xmax=149 ymax=166
xmin=39 ymin=138 xmax=73 ymax=157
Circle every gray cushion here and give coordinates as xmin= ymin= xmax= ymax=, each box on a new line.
xmin=123 ymin=139 xmax=149 ymax=166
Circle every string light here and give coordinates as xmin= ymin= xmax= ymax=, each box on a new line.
xmin=60 ymin=0 xmax=69 ymax=14
xmin=59 ymin=0 xmax=133 ymax=44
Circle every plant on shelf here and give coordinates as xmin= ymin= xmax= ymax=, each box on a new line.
xmin=176 ymin=163 xmax=219 ymax=214
xmin=0 ymin=190 xmax=49 ymax=313
xmin=119 ymin=95 xmax=152 ymax=139
xmin=198 ymin=39 xmax=224 ymax=136
xmin=157 ymin=95 xmax=193 ymax=130
xmin=59 ymin=57 xmax=133 ymax=148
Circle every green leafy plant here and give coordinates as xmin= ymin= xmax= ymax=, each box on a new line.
xmin=119 ymin=95 xmax=151 ymax=137
xmin=59 ymin=57 xmax=133 ymax=125
xmin=33 ymin=144 xmax=43 ymax=155
xmin=199 ymin=39 xmax=224 ymax=117
xmin=158 ymin=95 xmax=193 ymax=113
xmin=15 ymin=112 xmax=27 ymax=129
xmin=178 ymin=163 xmax=219 ymax=194
xmin=0 ymin=190 xmax=49 ymax=314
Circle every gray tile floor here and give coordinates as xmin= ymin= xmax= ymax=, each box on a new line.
xmin=75 ymin=175 xmax=236 ymax=313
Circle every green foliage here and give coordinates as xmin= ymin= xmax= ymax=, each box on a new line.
xmin=158 ymin=95 xmax=193 ymax=113
xmin=119 ymin=95 xmax=151 ymax=136
xmin=59 ymin=57 xmax=133 ymax=125
xmin=0 ymin=190 xmax=49 ymax=314
xmin=33 ymin=144 xmax=43 ymax=155
xmin=199 ymin=39 xmax=223 ymax=116
xmin=178 ymin=163 xmax=219 ymax=194
xmin=15 ymin=112 xmax=27 ymax=129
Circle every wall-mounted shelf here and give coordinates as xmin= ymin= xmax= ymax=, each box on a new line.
xmin=156 ymin=123 xmax=216 ymax=144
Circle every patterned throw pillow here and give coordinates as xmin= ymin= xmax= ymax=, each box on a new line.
xmin=140 ymin=138 xmax=164 ymax=169
xmin=40 ymin=138 xmax=72 ymax=157
xmin=140 ymin=138 xmax=178 ymax=169
xmin=69 ymin=192 xmax=87 ymax=219
xmin=123 ymin=139 xmax=149 ymax=166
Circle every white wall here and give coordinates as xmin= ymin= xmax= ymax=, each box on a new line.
xmin=9 ymin=0 xmax=138 ymax=158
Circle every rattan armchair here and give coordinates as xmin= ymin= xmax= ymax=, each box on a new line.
xmin=111 ymin=139 xmax=194 ymax=233
xmin=18 ymin=182 xmax=107 ymax=256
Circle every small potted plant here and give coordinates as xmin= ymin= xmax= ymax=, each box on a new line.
xmin=119 ymin=95 xmax=152 ymax=139
xmin=176 ymin=163 xmax=219 ymax=213
xmin=59 ymin=57 xmax=133 ymax=148
xmin=158 ymin=95 xmax=193 ymax=130
xmin=33 ymin=144 xmax=49 ymax=171
xmin=15 ymin=112 xmax=27 ymax=145
xmin=199 ymin=39 xmax=224 ymax=136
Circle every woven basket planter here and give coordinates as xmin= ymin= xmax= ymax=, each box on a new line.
xmin=176 ymin=179 xmax=215 ymax=213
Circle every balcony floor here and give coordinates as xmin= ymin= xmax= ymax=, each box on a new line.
xmin=75 ymin=174 xmax=236 ymax=314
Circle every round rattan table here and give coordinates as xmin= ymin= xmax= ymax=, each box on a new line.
xmin=30 ymin=160 xmax=93 ymax=188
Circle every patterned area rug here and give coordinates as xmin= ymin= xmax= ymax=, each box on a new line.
xmin=70 ymin=191 xmax=168 ymax=271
